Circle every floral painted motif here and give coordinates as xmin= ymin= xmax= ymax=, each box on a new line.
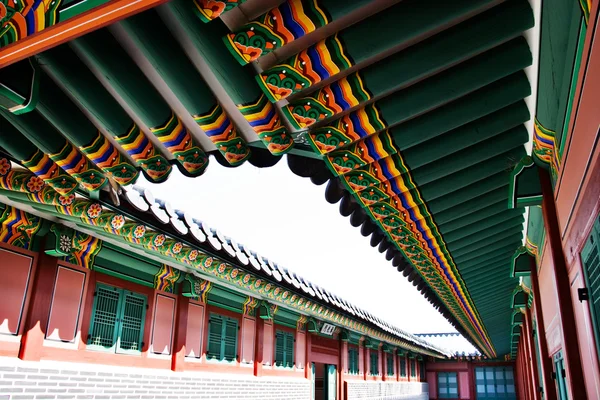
xmin=154 ymin=234 xmax=166 ymax=247
xmin=86 ymin=203 xmax=102 ymax=219
xmin=231 ymin=269 xmax=239 ymax=279
xmin=172 ymin=242 xmax=183 ymax=254
xmin=59 ymin=194 xmax=75 ymax=206
xmin=0 ymin=158 xmax=10 ymax=176
xmin=217 ymin=263 xmax=226 ymax=273
xmin=59 ymin=234 xmax=72 ymax=253
xmin=243 ymin=274 xmax=250 ymax=284
xmin=26 ymin=176 xmax=44 ymax=193
xmin=189 ymin=249 xmax=199 ymax=261
xmin=133 ymin=225 xmax=146 ymax=238
xmin=110 ymin=215 xmax=125 ymax=230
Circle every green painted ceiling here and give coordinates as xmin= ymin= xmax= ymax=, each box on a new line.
xmin=0 ymin=0 xmax=588 ymax=359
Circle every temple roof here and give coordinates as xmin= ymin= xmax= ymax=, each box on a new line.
xmin=0 ymin=0 xmax=588 ymax=359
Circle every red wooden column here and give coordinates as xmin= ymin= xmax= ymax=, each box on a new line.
xmin=19 ymin=251 xmax=59 ymax=361
xmin=171 ymin=295 xmax=189 ymax=371
xmin=364 ymin=345 xmax=369 ymax=380
xmin=339 ymin=337 xmax=347 ymax=400
xmin=521 ymin=325 xmax=534 ymax=400
xmin=396 ymin=353 xmax=400 ymax=382
xmin=305 ymin=331 xmax=312 ymax=379
xmin=529 ymin=257 xmax=558 ymax=400
xmin=524 ymin=307 xmax=541 ymax=400
xmin=254 ymin=317 xmax=265 ymax=377
xmin=539 ymin=170 xmax=587 ymax=399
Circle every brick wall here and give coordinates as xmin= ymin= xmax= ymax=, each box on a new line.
xmin=0 ymin=357 xmax=310 ymax=400
xmin=345 ymin=381 xmax=428 ymax=400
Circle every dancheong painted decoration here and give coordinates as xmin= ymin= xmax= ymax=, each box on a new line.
xmin=0 ymin=0 xmax=593 ymax=368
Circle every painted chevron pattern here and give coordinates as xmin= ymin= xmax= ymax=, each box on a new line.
xmin=51 ymin=141 xmax=107 ymax=192
xmin=150 ymin=113 xmax=208 ymax=177
xmin=154 ymin=264 xmax=182 ymax=294
xmin=21 ymin=151 xmax=78 ymax=197
xmin=0 ymin=205 xmax=42 ymax=250
xmin=194 ymin=103 xmax=251 ymax=165
xmin=237 ymin=94 xmax=294 ymax=155
xmin=63 ymin=232 xmax=102 ymax=269
xmin=80 ymin=132 xmax=139 ymax=185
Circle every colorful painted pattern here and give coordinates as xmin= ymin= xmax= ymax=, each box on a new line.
xmin=183 ymin=274 xmax=212 ymax=302
xmin=237 ymin=94 xmax=294 ymax=155
xmin=194 ymin=104 xmax=251 ymax=165
xmin=50 ymin=141 xmax=107 ymax=192
xmin=532 ymin=118 xmax=560 ymax=179
xmin=324 ymin=139 xmax=496 ymax=356
xmin=308 ymin=104 xmax=386 ymax=154
xmin=115 ymin=124 xmax=172 ymax=183
xmin=242 ymin=296 xmax=259 ymax=316
xmin=80 ymin=132 xmax=139 ymax=186
xmin=0 ymin=163 xmax=67 ymax=206
xmin=224 ymin=0 xmax=330 ymax=64
xmin=63 ymin=232 xmax=102 ymax=269
xmin=284 ymin=72 xmax=371 ymax=129
xmin=154 ymin=264 xmax=182 ymax=294
xmin=21 ymin=152 xmax=78 ymax=197
xmin=257 ymin=35 xmax=352 ymax=102
xmin=0 ymin=205 xmax=42 ymax=249
xmin=0 ymin=0 xmax=112 ymax=48
xmin=150 ymin=113 xmax=208 ymax=177
xmin=192 ymin=0 xmax=246 ymax=23
xmin=325 ymin=130 xmax=397 ymax=175
xmin=580 ymin=0 xmax=591 ymax=23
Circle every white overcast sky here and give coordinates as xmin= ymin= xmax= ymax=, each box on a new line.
xmin=138 ymin=155 xmax=456 ymax=335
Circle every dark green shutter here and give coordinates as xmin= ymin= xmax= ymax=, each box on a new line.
xmin=582 ymin=220 xmax=600 ymax=362
xmin=88 ymin=284 xmax=121 ymax=351
xmin=207 ymin=315 xmax=224 ymax=360
xmin=275 ymin=331 xmax=285 ymax=366
xmin=223 ymin=318 xmax=238 ymax=362
xmin=387 ymin=355 xmax=394 ymax=376
xmin=400 ymin=358 xmax=406 ymax=377
xmin=370 ymin=351 xmax=378 ymax=375
xmin=285 ymin=332 xmax=294 ymax=368
xmin=116 ymin=291 xmax=147 ymax=354
xmin=411 ymin=359 xmax=416 ymax=377
xmin=348 ymin=348 xmax=359 ymax=374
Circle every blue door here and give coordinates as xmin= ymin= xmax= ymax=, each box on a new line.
xmin=553 ymin=351 xmax=569 ymax=400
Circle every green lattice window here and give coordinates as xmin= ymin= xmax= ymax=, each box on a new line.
xmin=410 ymin=359 xmax=417 ymax=377
xmin=386 ymin=354 xmax=394 ymax=376
xmin=87 ymin=283 xmax=147 ymax=354
xmin=275 ymin=330 xmax=294 ymax=368
xmin=348 ymin=347 xmax=359 ymax=374
xmin=581 ymin=217 xmax=600 ymax=362
xmin=438 ymin=372 xmax=458 ymax=399
xmin=400 ymin=357 xmax=407 ymax=377
xmin=370 ymin=351 xmax=379 ymax=375
xmin=206 ymin=313 xmax=238 ymax=362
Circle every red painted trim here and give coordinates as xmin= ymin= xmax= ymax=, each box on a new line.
xmin=18 ymin=250 xmax=57 ymax=361
xmin=540 ymin=169 xmax=587 ymax=399
xmin=0 ymin=0 xmax=170 ymax=68
xmin=254 ymin=317 xmax=264 ymax=377
xmin=171 ymin=295 xmax=188 ymax=372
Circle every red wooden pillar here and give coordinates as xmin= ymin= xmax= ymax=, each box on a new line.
xmin=19 ymin=251 xmax=58 ymax=361
xmin=339 ymin=338 xmax=347 ymax=400
xmin=529 ymin=256 xmax=558 ymax=400
xmin=171 ymin=295 xmax=188 ymax=371
xmin=305 ymin=331 xmax=312 ymax=379
xmin=524 ymin=307 xmax=541 ymax=400
xmin=254 ymin=317 xmax=265 ymax=377
xmin=382 ymin=352 xmax=387 ymax=382
xmin=396 ymin=353 xmax=400 ymax=382
xmin=521 ymin=325 xmax=534 ymax=400
xmin=539 ymin=169 xmax=587 ymax=399
xmin=364 ymin=346 xmax=369 ymax=380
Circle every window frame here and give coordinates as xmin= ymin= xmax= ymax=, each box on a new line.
xmin=86 ymin=282 xmax=147 ymax=355
xmin=437 ymin=371 xmax=459 ymax=399
xmin=410 ymin=358 xmax=417 ymax=378
xmin=274 ymin=329 xmax=295 ymax=368
xmin=206 ymin=312 xmax=239 ymax=363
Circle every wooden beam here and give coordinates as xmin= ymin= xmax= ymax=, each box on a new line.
xmin=0 ymin=0 xmax=169 ymax=68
